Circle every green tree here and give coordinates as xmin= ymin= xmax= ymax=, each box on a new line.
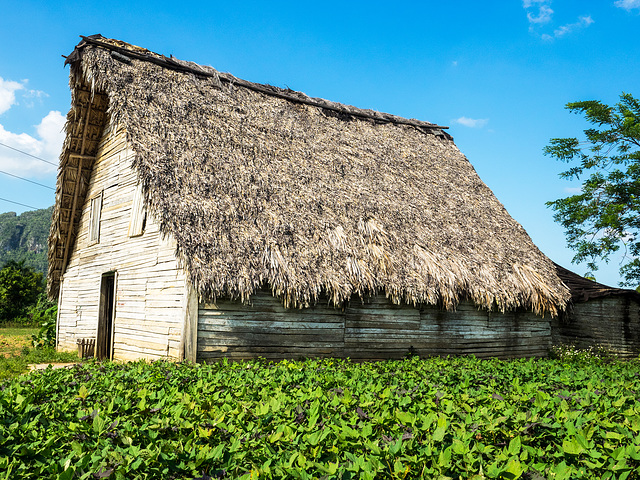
xmin=0 ymin=260 xmax=43 ymax=321
xmin=544 ymin=93 xmax=640 ymax=286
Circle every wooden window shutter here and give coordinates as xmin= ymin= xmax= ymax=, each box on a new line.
xmin=128 ymin=183 xmax=146 ymax=237
xmin=89 ymin=192 xmax=103 ymax=244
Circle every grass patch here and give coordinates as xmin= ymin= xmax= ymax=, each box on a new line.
xmin=0 ymin=347 xmax=79 ymax=381
xmin=0 ymin=326 xmax=38 ymax=358
xmin=0 ymin=326 xmax=78 ymax=381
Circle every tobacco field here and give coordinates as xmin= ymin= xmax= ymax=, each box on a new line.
xmin=1 ymin=356 xmax=640 ymax=479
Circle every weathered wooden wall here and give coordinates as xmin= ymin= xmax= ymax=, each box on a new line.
xmin=197 ymin=288 xmax=550 ymax=361
xmin=551 ymin=296 xmax=640 ymax=356
xmin=56 ymin=126 xmax=188 ymax=360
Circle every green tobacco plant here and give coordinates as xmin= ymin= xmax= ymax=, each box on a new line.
xmin=1 ymin=356 xmax=640 ymax=479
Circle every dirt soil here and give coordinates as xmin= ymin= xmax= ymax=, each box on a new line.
xmin=28 ymin=362 xmax=77 ymax=371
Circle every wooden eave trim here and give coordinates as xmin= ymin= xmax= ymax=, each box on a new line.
xmin=60 ymin=101 xmax=93 ymax=275
xmin=69 ymin=153 xmax=96 ymax=161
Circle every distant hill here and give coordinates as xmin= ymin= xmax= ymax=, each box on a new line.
xmin=0 ymin=207 xmax=53 ymax=276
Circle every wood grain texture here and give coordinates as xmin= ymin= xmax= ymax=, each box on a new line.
xmin=197 ymin=288 xmax=550 ymax=361
xmin=57 ymin=127 xmax=188 ymax=360
xmin=551 ymin=296 xmax=640 ymax=356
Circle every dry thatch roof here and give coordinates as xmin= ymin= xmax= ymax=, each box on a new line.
xmin=48 ymin=35 xmax=571 ymax=316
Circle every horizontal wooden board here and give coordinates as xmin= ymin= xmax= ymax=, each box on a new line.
xmin=197 ymin=290 xmax=552 ymax=361
xmin=57 ymin=128 xmax=187 ymax=361
xmin=551 ymin=296 xmax=640 ymax=356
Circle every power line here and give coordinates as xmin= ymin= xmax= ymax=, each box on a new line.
xmin=0 ymin=169 xmax=55 ymax=190
xmin=0 ymin=141 xmax=58 ymax=167
xmin=0 ymin=197 xmax=41 ymax=210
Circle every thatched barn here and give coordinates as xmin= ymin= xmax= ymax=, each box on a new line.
xmin=552 ymin=265 xmax=640 ymax=357
xmin=49 ymin=35 xmax=572 ymax=362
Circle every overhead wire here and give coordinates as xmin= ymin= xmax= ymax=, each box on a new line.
xmin=0 ymin=169 xmax=55 ymax=190
xmin=0 ymin=141 xmax=58 ymax=210
xmin=0 ymin=141 xmax=58 ymax=167
xmin=0 ymin=197 xmax=41 ymax=210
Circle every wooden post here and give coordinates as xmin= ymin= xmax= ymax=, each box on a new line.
xmin=183 ymin=285 xmax=198 ymax=362
xmin=55 ymin=276 xmax=64 ymax=350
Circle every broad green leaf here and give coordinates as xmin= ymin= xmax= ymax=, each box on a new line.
xmin=365 ymin=439 xmax=381 ymax=455
xmin=393 ymin=459 xmax=406 ymax=475
xmin=396 ymin=410 xmax=415 ymax=425
xmin=77 ymin=385 xmax=88 ymax=400
xmin=534 ymin=391 xmax=548 ymax=408
xmin=389 ymin=439 xmax=402 ymax=456
xmin=562 ymin=436 xmax=585 ymax=455
xmin=57 ymin=469 xmax=74 ymax=480
xmin=92 ymin=414 xmax=106 ymax=434
xmin=433 ymin=415 xmax=447 ymax=442
xmin=438 ymin=446 xmax=452 ymax=468
xmin=508 ymin=437 xmax=521 ymax=456
xmin=306 ymin=430 xmax=324 ymax=446
xmin=504 ymin=458 xmax=523 ymax=479
xmin=605 ymin=431 xmax=625 ymax=441
xmin=486 ymin=461 xmax=501 ymax=478
xmin=610 ymin=446 xmax=625 ymax=461
xmin=550 ymin=461 xmax=572 ymax=480
xmin=453 ymin=439 xmax=469 ymax=455
xmin=256 ymin=402 xmax=269 ymax=416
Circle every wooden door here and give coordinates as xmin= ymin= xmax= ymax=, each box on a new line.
xmin=97 ymin=272 xmax=116 ymax=360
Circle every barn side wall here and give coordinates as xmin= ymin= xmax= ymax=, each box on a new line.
xmin=56 ymin=127 xmax=188 ymax=360
xmin=197 ymin=289 xmax=550 ymax=360
xmin=551 ymin=296 xmax=640 ymax=357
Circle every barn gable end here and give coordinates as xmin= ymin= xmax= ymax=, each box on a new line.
xmin=55 ymin=124 xmax=189 ymax=360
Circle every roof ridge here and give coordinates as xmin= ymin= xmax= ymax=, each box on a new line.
xmin=69 ymin=35 xmax=451 ymax=138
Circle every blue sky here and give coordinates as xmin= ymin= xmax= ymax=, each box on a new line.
xmin=0 ymin=1 xmax=638 ymax=286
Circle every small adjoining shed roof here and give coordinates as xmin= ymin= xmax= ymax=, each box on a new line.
xmin=555 ymin=263 xmax=640 ymax=303
xmin=48 ymin=35 xmax=571 ymax=316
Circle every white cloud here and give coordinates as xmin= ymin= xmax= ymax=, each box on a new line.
xmin=21 ymin=88 xmax=49 ymax=109
xmin=527 ymin=5 xmax=554 ymax=25
xmin=523 ymin=1 xmax=594 ymax=40
xmin=37 ymin=111 xmax=66 ymax=161
xmin=614 ymin=0 xmax=640 ymax=11
xmin=0 ymin=110 xmax=65 ymax=177
xmin=0 ymin=77 xmax=49 ymax=112
xmin=524 ymin=0 xmax=554 ymax=29
xmin=23 ymin=89 xmax=47 ymax=99
xmin=564 ymin=187 xmax=582 ymax=194
xmin=453 ymin=117 xmax=489 ymax=128
xmin=553 ymin=15 xmax=594 ymax=38
xmin=0 ymin=77 xmax=25 ymax=115
xmin=523 ymin=0 xmax=547 ymax=8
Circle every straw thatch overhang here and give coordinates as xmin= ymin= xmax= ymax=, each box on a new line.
xmin=47 ymin=82 xmax=109 ymax=293
xmin=48 ymin=35 xmax=571 ymax=316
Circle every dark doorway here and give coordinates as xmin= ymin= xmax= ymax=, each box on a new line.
xmin=97 ymin=272 xmax=116 ymax=360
